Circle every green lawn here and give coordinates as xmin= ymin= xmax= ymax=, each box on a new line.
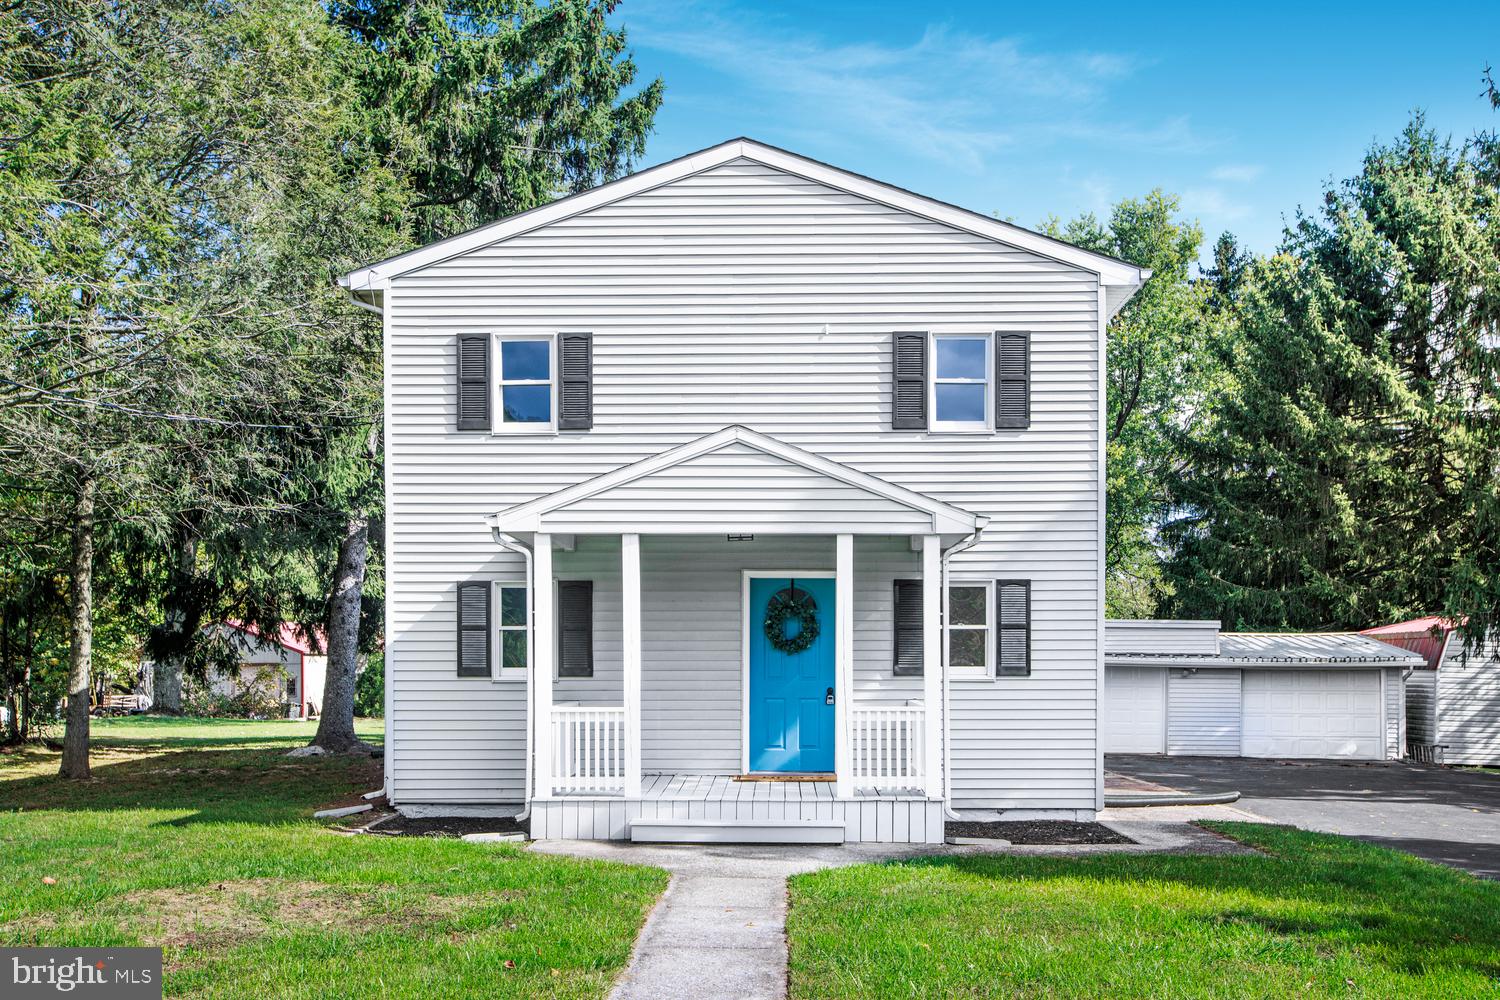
xmin=0 ymin=717 xmax=667 ymax=999
xmin=787 ymin=824 xmax=1500 ymax=999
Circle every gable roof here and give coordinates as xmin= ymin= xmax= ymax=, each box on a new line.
xmin=486 ymin=425 xmax=987 ymax=536
xmin=223 ymin=620 xmax=326 ymax=656
xmin=339 ymin=137 xmax=1149 ymax=309
xmin=1361 ymin=615 xmax=1459 ymax=637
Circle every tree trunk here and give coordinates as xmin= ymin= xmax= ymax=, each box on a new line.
xmin=60 ymin=473 xmax=95 ymax=779
xmin=21 ymin=603 xmax=32 ymax=741
xmin=3 ymin=608 xmax=17 ymax=744
xmin=151 ymin=528 xmax=197 ymax=714
xmin=310 ymin=513 xmax=374 ymax=754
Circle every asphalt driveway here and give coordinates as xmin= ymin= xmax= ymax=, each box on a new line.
xmin=1107 ymin=754 xmax=1500 ymax=880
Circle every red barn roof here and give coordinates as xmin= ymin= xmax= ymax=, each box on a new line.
xmin=224 ymin=620 xmax=327 ymax=656
xmin=1360 ymin=616 xmax=1458 ymax=670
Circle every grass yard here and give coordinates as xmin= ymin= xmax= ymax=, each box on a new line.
xmin=0 ymin=717 xmax=667 ymax=999
xmin=787 ymin=824 xmax=1500 ymax=999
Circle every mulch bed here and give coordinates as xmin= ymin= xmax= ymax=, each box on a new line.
xmin=365 ymin=812 xmax=530 ymax=839
xmin=945 ymin=820 xmax=1133 ymax=845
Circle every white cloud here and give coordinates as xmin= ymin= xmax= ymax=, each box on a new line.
xmin=1209 ymin=164 xmax=1264 ymax=183
xmin=1181 ymin=187 xmax=1253 ymax=222
xmin=626 ymin=1 xmax=1209 ymax=170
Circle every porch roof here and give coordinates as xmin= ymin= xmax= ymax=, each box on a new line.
xmin=486 ymin=425 xmax=987 ymax=537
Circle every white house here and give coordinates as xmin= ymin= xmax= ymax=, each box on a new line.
xmin=1104 ymin=620 xmax=1422 ymax=760
xmin=1364 ymin=617 xmax=1500 ymax=765
xmin=339 ymin=138 xmax=1149 ymax=843
xmin=145 ymin=622 xmax=328 ymax=719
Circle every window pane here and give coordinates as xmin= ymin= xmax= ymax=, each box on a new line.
xmin=936 ymin=337 xmax=987 ymax=379
xmin=948 ymin=628 xmax=987 ymax=667
xmin=503 ymin=384 xmax=551 ymax=423
xmin=501 ymin=339 xmax=550 ymax=380
xmin=949 ymin=586 xmax=987 ymax=626
xmin=502 ymin=630 xmax=528 ymax=670
xmin=935 ymin=383 xmax=985 ymax=423
xmin=499 ymin=586 xmax=526 ymax=627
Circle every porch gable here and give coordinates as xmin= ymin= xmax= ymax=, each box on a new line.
xmin=487 ymin=425 xmax=985 ymax=536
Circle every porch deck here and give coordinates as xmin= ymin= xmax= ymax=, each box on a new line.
xmin=580 ymin=772 xmax=926 ymax=802
xmin=531 ymin=772 xmax=945 ymax=843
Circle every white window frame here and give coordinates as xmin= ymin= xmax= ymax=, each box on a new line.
xmin=930 ymin=333 xmax=992 ymax=432
xmin=493 ymin=333 xmax=557 ymax=433
xmin=945 ymin=580 xmax=993 ymax=679
xmin=493 ymin=579 xmax=529 ymax=681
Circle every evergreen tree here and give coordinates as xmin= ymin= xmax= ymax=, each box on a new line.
xmin=1042 ymin=192 xmax=1212 ymax=617
xmin=1164 ymin=117 xmax=1500 ymax=643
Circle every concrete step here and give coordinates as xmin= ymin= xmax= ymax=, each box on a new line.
xmin=628 ymin=817 xmax=846 ymax=844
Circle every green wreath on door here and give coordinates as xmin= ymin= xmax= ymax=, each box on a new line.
xmin=763 ymin=583 xmax=820 ymax=655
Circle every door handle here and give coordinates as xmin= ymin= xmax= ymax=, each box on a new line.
xmin=825 ymin=687 xmax=835 ymax=706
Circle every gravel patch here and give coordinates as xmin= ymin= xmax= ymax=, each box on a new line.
xmin=945 ymin=820 xmax=1133 ymax=845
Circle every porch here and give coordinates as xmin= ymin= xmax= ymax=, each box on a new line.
xmin=529 ymin=771 xmax=947 ymax=843
xmin=485 ymin=427 xmax=988 ymax=843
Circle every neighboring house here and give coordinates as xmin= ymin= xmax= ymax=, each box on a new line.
xmin=1364 ymin=617 xmax=1500 ymax=765
xmin=1104 ymin=620 xmax=1422 ymax=760
xmin=145 ymin=622 xmax=328 ymax=719
xmin=338 ymin=138 xmax=1150 ymax=843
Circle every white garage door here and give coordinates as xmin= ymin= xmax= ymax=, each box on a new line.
xmin=1241 ymin=670 xmax=1383 ymax=759
xmin=1104 ymin=666 xmax=1166 ymax=753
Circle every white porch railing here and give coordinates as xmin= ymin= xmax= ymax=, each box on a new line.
xmin=551 ymin=706 xmax=626 ymax=793
xmin=850 ymin=704 xmax=925 ymax=792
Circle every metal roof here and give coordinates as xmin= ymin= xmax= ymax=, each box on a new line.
xmin=1106 ymin=630 xmax=1425 ymax=668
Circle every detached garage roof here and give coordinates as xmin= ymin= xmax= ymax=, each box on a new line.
xmin=1105 ymin=620 xmax=1424 ymax=669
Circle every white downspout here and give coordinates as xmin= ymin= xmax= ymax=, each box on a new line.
xmin=492 ymin=529 xmax=534 ymax=821
xmin=939 ymin=526 xmax=985 ymax=819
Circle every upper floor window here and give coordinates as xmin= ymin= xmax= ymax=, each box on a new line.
xmin=497 ymin=335 xmax=555 ymax=430
xmin=932 ymin=334 xmax=990 ymax=431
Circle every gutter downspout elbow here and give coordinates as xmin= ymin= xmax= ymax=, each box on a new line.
xmin=492 ymin=528 xmax=534 ymax=822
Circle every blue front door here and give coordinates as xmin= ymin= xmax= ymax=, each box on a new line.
xmin=748 ymin=577 xmax=835 ymax=773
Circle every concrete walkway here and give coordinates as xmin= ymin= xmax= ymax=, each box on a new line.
xmin=533 ymin=824 xmax=1255 ymax=999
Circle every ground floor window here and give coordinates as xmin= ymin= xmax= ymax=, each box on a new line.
xmin=946 ymin=583 xmax=992 ymax=677
xmin=496 ymin=582 xmax=529 ymax=676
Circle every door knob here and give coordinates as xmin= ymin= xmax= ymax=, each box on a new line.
xmin=825 ymin=687 xmax=835 ymax=706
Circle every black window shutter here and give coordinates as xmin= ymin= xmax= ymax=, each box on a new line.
xmin=892 ymin=332 xmax=928 ymax=430
xmin=996 ymin=580 xmax=1030 ymax=677
xmin=456 ymin=581 xmax=491 ymax=677
xmin=557 ymin=580 xmax=594 ymax=677
xmin=558 ymin=331 xmax=593 ymax=430
xmin=456 ymin=335 xmax=490 ymax=431
xmin=892 ymin=579 xmax=923 ymax=676
xmin=995 ymin=331 xmax=1030 ymax=429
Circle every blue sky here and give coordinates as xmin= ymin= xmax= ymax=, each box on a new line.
xmin=615 ymin=1 xmax=1500 ymax=264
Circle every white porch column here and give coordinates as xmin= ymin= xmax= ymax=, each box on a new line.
xmin=921 ymin=534 xmax=942 ymax=799
xmin=533 ymin=533 xmax=554 ymax=798
xmin=622 ymin=533 xmax=643 ymax=798
xmin=835 ymin=533 xmax=854 ymax=799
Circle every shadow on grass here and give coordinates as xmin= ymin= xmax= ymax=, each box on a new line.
xmin=0 ymin=742 xmax=383 ymax=827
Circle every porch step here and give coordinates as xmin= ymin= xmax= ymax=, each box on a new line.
xmin=628 ymin=817 xmax=846 ymax=845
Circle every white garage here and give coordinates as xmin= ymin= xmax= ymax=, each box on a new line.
xmin=1104 ymin=666 xmax=1167 ymax=753
xmin=1241 ymin=669 xmax=1384 ymax=759
xmin=1104 ymin=621 xmax=1422 ymax=760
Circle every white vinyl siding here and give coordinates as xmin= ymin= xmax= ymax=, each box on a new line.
xmin=1166 ymin=669 xmax=1241 ymax=755
xmin=1406 ymin=668 xmax=1438 ymax=747
xmin=383 ymin=158 xmax=1103 ymax=808
xmin=1435 ymin=632 xmax=1500 ymax=766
